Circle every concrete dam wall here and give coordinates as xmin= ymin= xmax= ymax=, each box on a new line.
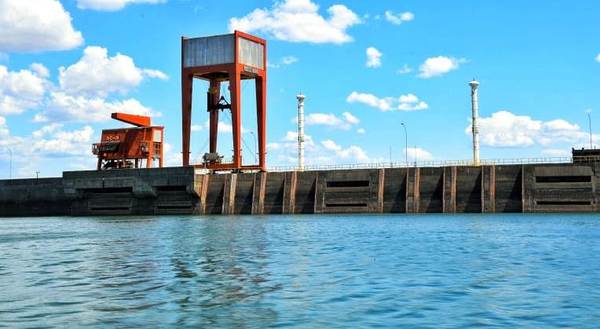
xmin=0 ymin=163 xmax=599 ymax=217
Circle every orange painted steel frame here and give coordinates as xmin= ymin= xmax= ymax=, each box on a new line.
xmin=94 ymin=114 xmax=164 ymax=170
xmin=181 ymin=31 xmax=267 ymax=172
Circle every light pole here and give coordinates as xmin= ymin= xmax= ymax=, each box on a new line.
xmin=400 ymin=123 xmax=408 ymax=167
xmin=296 ymin=93 xmax=305 ymax=171
xmin=469 ymin=79 xmax=481 ymax=166
xmin=586 ymin=110 xmax=593 ymax=149
xmin=249 ymin=131 xmax=258 ymax=162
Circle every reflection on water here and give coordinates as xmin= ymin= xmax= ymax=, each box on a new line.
xmin=1 ymin=214 xmax=600 ymax=328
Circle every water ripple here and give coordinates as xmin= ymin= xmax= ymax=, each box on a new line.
xmin=0 ymin=214 xmax=599 ymax=328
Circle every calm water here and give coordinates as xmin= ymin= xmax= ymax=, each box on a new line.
xmin=1 ymin=214 xmax=599 ymax=328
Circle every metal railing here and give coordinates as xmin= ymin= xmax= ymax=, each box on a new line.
xmin=267 ymin=156 xmax=575 ymax=172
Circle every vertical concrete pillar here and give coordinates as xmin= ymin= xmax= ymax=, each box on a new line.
xmin=200 ymin=174 xmax=209 ymax=215
xmin=406 ymin=168 xmax=420 ymax=213
xmin=314 ymin=172 xmax=324 ymax=214
xmin=377 ymin=169 xmax=385 ymax=213
xmin=593 ymin=163 xmax=600 ymax=212
xmin=482 ymin=165 xmax=496 ymax=213
xmin=443 ymin=166 xmax=457 ymax=213
xmin=282 ymin=171 xmax=298 ymax=214
xmin=252 ymin=172 xmax=267 ymax=215
xmin=521 ymin=165 xmax=535 ymax=213
xmin=222 ymin=174 xmax=237 ymax=215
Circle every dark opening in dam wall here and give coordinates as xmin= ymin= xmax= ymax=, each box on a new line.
xmin=1 ymin=163 xmax=599 ymax=217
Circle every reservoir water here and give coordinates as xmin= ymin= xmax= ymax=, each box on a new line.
xmin=0 ymin=214 xmax=599 ymax=328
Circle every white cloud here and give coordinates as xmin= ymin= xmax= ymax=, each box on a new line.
xmin=283 ymin=130 xmax=313 ymax=144
xmin=142 ymin=69 xmax=169 ymax=80
xmin=299 ymin=111 xmax=360 ymax=130
xmin=0 ymin=46 xmax=164 ymax=123
xmin=384 ymin=10 xmax=414 ymax=25
xmin=76 ymin=0 xmax=165 ymax=11
xmin=37 ymin=92 xmax=156 ymax=123
xmin=397 ymin=64 xmax=412 ymax=74
xmin=29 ymin=63 xmax=50 ymax=79
xmin=357 ymin=128 xmax=366 ymax=134
xmin=268 ymin=56 xmax=299 ymax=68
xmin=347 ymin=92 xmax=428 ymax=111
xmin=0 ymin=65 xmax=48 ymax=115
xmin=269 ymin=130 xmax=370 ymax=165
xmin=342 ymin=112 xmax=359 ymax=125
xmin=469 ymin=110 xmax=593 ymax=147
xmin=366 ymin=47 xmax=382 ymax=68
xmin=405 ymin=147 xmax=433 ymax=162
xmin=0 ymin=0 xmax=83 ymax=53
xmin=541 ymin=148 xmax=570 ymax=157
xmin=31 ymin=124 xmax=94 ymax=157
xmin=321 ymin=139 xmax=369 ymax=162
xmin=596 ymin=53 xmax=600 ymax=63
xmin=417 ymin=56 xmax=465 ymax=79
xmin=321 ymin=139 xmax=341 ymax=151
xmin=0 ymin=122 xmax=96 ymax=177
xmin=0 ymin=115 xmax=8 ymax=137
xmin=59 ymin=46 xmax=168 ymax=98
xmin=161 ymin=142 xmax=182 ymax=167
xmin=282 ymin=56 xmax=299 ymax=65
xmin=229 ymin=0 xmax=360 ymax=44
xmin=189 ymin=120 xmax=249 ymax=134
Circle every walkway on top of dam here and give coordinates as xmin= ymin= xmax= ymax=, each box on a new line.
xmin=265 ymin=156 xmax=574 ymax=172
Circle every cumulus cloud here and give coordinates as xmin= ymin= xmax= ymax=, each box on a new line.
xmin=267 ymin=129 xmax=372 ymax=166
xmin=0 ymin=64 xmax=48 ymax=115
xmin=0 ymin=46 xmax=164 ymax=122
xmin=596 ymin=53 xmax=600 ymax=63
xmin=321 ymin=139 xmax=369 ymax=162
xmin=417 ymin=56 xmax=465 ymax=78
xmin=30 ymin=124 xmax=94 ymax=157
xmin=297 ymin=111 xmax=360 ymax=130
xmin=384 ymin=10 xmax=414 ymax=25
xmin=0 ymin=122 xmax=97 ymax=177
xmin=76 ymin=0 xmax=165 ymax=11
xmin=468 ymin=110 xmax=594 ymax=148
xmin=229 ymin=0 xmax=360 ymax=44
xmin=366 ymin=47 xmax=382 ymax=68
xmin=36 ymin=92 xmax=156 ymax=123
xmin=59 ymin=46 xmax=168 ymax=98
xmin=347 ymin=92 xmax=428 ymax=111
xmin=405 ymin=147 xmax=433 ymax=162
xmin=0 ymin=0 xmax=83 ymax=52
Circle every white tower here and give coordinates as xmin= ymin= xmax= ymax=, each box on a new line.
xmin=296 ymin=93 xmax=305 ymax=171
xmin=469 ymin=79 xmax=480 ymax=166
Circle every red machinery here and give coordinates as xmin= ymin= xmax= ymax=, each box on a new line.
xmin=181 ymin=31 xmax=266 ymax=172
xmin=92 ymin=113 xmax=164 ymax=170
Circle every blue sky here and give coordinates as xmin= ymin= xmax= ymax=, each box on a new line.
xmin=0 ymin=0 xmax=599 ymax=178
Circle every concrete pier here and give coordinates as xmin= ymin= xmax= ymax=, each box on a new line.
xmin=1 ymin=162 xmax=599 ymax=217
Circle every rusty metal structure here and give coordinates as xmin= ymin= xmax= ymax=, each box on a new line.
xmin=181 ymin=31 xmax=267 ymax=172
xmin=92 ymin=113 xmax=164 ymax=170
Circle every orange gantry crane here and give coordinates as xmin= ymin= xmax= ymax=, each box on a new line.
xmin=181 ymin=31 xmax=267 ymax=172
xmin=92 ymin=112 xmax=164 ymax=170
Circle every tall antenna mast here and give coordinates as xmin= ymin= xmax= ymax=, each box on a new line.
xmin=469 ymin=79 xmax=480 ymax=166
xmin=296 ymin=93 xmax=306 ymax=171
